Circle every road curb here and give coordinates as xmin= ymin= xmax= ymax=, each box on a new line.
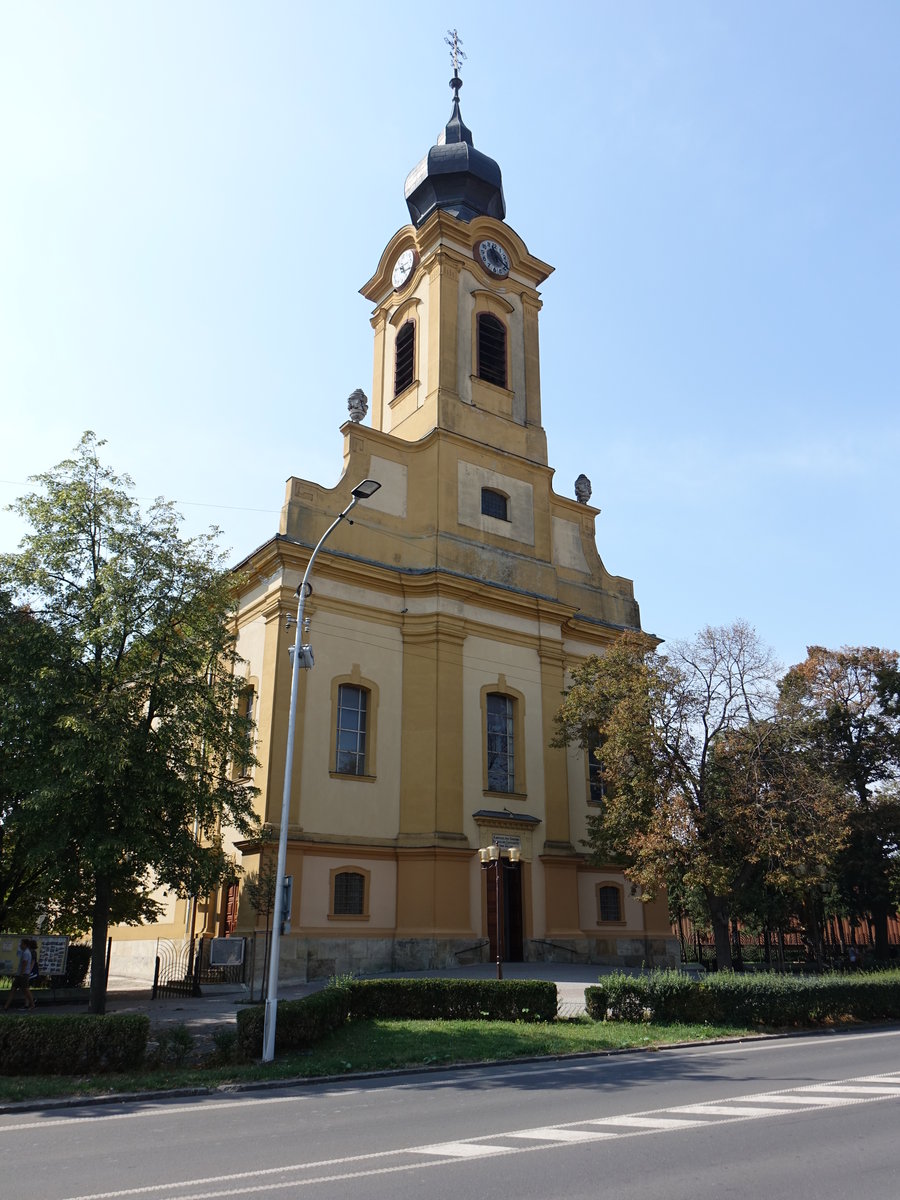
xmin=0 ymin=1030 xmax=792 ymax=1116
xmin=1 ymin=1022 xmax=881 ymax=1117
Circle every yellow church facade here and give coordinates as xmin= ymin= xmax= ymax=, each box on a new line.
xmin=112 ymin=68 xmax=678 ymax=980
xmin=218 ymin=71 xmax=678 ymax=980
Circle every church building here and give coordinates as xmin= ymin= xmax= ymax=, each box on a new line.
xmin=119 ymin=63 xmax=678 ymax=981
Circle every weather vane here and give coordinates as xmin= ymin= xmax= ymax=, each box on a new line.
xmin=445 ymin=28 xmax=466 ymax=74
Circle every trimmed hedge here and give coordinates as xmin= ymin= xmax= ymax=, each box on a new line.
xmin=585 ymin=970 xmax=698 ymax=1023
xmin=585 ymin=969 xmax=900 ymax=1027
xmin=348 ymin=979 xmax=558 ymax=1023
xmin=236 ymin=986 xmax=351 ymax=1060
xmin=0 ymin=1013 xmax=149 ymax=1075
xmin=236 ymin=978 xmax=559 ymax=1060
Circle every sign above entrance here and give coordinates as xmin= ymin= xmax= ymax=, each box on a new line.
xmin=493 ymin=834 xmax=521 ymax=851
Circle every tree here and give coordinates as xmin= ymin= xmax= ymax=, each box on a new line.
xmin=0 ymin=591 xmax=72 ymax=930
xmin=781 ymin=646 xmax=900 ymax=960
xmin=1 ymin=433 xmax=259 ymax=1011
xmin=554 ymin=623 xmax=847 ymax=969
xmin=243 ymin=853 xmax=278 ymax=1001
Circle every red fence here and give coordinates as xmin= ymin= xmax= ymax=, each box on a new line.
xmin=673 ymin=912 xmax=900 ymax=969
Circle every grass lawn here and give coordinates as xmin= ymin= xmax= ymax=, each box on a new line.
xmin=0 ymin=1016 xmax=754 ymax=1104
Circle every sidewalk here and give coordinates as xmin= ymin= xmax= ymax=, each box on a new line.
xmin=17 ymin=962 xmax=613 ymax=1034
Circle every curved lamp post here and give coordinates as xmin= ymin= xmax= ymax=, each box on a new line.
xmin=262 ymin=478 xmax=381 ymax=1063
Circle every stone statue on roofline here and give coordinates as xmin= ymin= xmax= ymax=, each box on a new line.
xmin=574 ymin=474 xmax=592 ymax=504
xmin=347 ymin=388 xmax=368 ymax=423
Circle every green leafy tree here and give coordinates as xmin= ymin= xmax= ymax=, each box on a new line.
xmin=0 ymin=591 xmax=72 ymax=929
xmin=781 ymin=646 xmax=900 ymax=960
xmin=1 ymin=433 xmax=259 ymax=1011
xmin=244 ymin=853 xmax=278 ymax=1001
xmin=554 ymin=623 xmax=847 ymax=969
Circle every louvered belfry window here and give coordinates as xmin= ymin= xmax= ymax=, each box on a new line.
xmin=394 ymin=321 xmax=415 ymax=396
xmin=477 ymin=313 xmax=507 ymax=388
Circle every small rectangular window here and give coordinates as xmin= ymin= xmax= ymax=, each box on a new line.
xmin=481 ymin=488 xmax=509 ymax=521
xmin=333 ymin=871 xmax=366 ymax=916
xmin=598 ymin=885 xmax=622 ymax=923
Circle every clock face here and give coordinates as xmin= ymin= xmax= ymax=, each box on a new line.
xmin=391 ymin=248 xmax=416 ymax=290
xmin=477 ymin=239 xmax=510 ymax=278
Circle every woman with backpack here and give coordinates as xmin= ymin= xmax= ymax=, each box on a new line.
xmin=3 ymin=938 xmax=37 ymax=1010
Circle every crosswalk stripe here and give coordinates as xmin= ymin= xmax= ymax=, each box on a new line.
xmin=723 ymin=1094 xmax=848 ymax=1107
xmin=586 ymin=1115 xmax=710 ymax=1130
xmin=678 ymin=1104 xmax=795 ymax=1117
xmin=505 ymin=1128 xmax=616 ymax=1142
xmin=802 ymin=1084 xmax=900 ymax=1096
xmin=411 ymin=1142 xmax=510 ymax=1158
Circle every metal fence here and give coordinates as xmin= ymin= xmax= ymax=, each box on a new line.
xmin=152 ymin=935 xmax=263 ymax=998
xmin=673 ymin=912 xmax=900 ymax=971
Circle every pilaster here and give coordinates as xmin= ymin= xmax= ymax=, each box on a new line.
xmin=538 ymin=640 xmax=572 ymax=850
xmin=398 ymin=614 xmax=467 ymax=840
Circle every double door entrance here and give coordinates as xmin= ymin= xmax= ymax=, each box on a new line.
xmin=485 ymin=858 xmax=524 ymax=962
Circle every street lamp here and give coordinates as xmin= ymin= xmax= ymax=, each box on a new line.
xmin=262 ymin=478 xmax=381 ymax=1062
xmin=479 ymin=844 xmax=520 ymax=980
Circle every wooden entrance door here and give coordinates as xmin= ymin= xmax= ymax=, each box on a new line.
xmin=485 ymin=860 xmax=524 ymax=962
xmin=503 ymin=862 xmax=524 ymax=961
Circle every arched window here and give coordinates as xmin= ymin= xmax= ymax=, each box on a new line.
xmin=586 ymin=730 xmax=606 ymax=807
xmin=481 ymin=487 xmax=509 ymax=521
xmin=232 ymin=685 xmax=256 ymax=779
xmin=486 ymin=693 xmax=515 ymax=793
xmin=394 ymin=321 xmax=415 ymax=396
xmin=335 ymin=684 xmax=368 ymax=775
xmin=597 ymin=884 xmax=623 ymax=924
xmin=332 ymin=870 xmax=366 ymax=916
xmin=477 ymin=313 xmax=507 ymax=389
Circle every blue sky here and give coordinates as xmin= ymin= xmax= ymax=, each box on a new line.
xmin=2 ymin=3 xmax=897 ymax=671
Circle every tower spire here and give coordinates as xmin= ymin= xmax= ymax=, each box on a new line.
xmin=441 ymin=29 xmax=471 ymax=146
xmin=403 ymin=30 xmax=505 ymax=226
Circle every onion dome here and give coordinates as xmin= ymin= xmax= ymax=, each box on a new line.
xmin=404 ymin=69 xmax=506 ymax=227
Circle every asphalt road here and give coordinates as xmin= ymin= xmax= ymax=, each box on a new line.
xmin=5 ymin=1027 xmax=900 ymax=1200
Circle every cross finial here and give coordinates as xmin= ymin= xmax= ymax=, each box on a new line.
xmin=444 ymin=28 xmax=466 ymax=75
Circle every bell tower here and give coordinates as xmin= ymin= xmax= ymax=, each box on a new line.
xmin=360 ymin=59 xmax=554 ymax=466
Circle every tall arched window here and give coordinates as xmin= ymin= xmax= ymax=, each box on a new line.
xmin=477 ymin=313 xmax=507 ymax=389
xmin=335 ymin=684 xmax=368 ymax=775
xmin=394 ymin=321 xmax=415 ymax=396
xmin=232 ymin=684 xmax=256 ymax=780
xmin=486 ymin=692 xmax=515 ymax=793
xmin=586 ymin=730 xmax=606 ymax=807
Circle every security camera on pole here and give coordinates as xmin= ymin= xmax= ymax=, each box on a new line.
xmin=262 ymin=478 xmax=381 ymax=1063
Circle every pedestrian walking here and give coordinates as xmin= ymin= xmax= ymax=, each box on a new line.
xmin=3 ymin=938 xmax=37 ymax=1010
